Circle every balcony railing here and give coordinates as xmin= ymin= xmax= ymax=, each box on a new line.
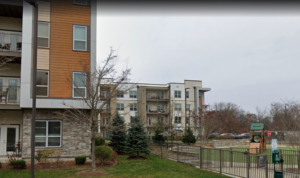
xmin=0 ymin=85 xmax=20 ymax=104
xmin=147 ymin=96 xmax=169 ymax=101
xmin=0 ymin=30 xmax=22 ymax=52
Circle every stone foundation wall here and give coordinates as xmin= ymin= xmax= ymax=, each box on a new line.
xmin=22 ymin=110 xmax=91 ymax=158
xmin=213 ymin=139 xmax=247 ymax=148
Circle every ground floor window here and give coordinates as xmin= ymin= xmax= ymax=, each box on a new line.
xmin=175 ymin=117 xmax=181 ymax=124
xmin=35 ymin=120 xmax=61 ymax=147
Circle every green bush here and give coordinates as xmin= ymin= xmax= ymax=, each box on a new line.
xmin=9 ymin=160 xmax=26 ymax=169
xmin=75 ymin=156 xmax=86 ymax=165
xmin=95 ymin=145 xmax=114 ymax=163
xmin=95 ymin=137 xmax=105 ymax=146
xmin=182 ymin=127 xmax=196 ymax=145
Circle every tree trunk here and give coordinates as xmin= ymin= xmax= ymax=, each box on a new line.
xmin=91 ymin=136 xmax=96 ymax=170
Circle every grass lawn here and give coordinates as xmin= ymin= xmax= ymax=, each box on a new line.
xmin=0 ymin=155 xmax=228 ymax=178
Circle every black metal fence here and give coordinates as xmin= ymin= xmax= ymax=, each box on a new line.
xmin=149 ymin=141 xmax=300 ymax=178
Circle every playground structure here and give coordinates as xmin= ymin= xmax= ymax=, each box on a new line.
xmin=249 ymin=123 xmax=267 ymax=154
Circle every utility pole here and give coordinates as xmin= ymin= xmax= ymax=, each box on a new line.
xmin=24 ymin=1 xmax=38 ymax=178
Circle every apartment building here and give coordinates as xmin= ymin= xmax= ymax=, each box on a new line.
xmin=0 ymin=0 xmax=97 ymax=158
xmin=100 ymin=80 xmax=211 ymax=138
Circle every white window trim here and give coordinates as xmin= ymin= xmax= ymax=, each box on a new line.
xmin=35 ymin=120 xmax=62 ymax=148
xmin=117 ymin=90 xmax=124 ymax=98
xmin=175 ymin=104 xmax=182 ymax=111
xmin=73 ymin=25 xmax=87 ymax=51
xmin=130 ymin=104 xmax=137 ymax=111
xmin=129 ymin=90 xmax=137 ymax=98
xmin=175 ymin=90 xmax=181 ymax=98
xmin=117 ymin=103 xmax=124 ymax=111
xmin=36 ymin=70 xmax=49 ymax=97
xmin=72 ymin=72 xmax=86 ymax=98
xmin=73 ymin=0 xmax=87 ymax=5
xmin=37 ymin=22 xmax=50 ymax=48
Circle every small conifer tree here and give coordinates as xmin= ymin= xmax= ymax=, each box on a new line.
xmin=182 ymin=127 xmax=196 ymax=145
xmin=152 ymin=121 xmax=165 ymax=143
xmin=109 ymin=112 xmax=127 ymax=153
xmin=126 ymin=116 xmax=150 ymax=157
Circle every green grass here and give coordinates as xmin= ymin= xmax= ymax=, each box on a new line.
xmin=0 ymin=155 xmax=228 ymax=178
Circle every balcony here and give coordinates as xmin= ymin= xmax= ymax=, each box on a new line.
xmin=147 ymin=109 xmax=169 ymax=115
xmin=0 ymin=30 xmax=22 ymax=57
xmin=0 ymin=85 xmax=20 ymax=105
xmin=146 ymin=95 xmax=169 ymax=102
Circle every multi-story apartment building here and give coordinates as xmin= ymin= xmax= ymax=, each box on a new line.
xmin=0 ymin=0 xmax=97 ymax=158
xmin=100 ymin=80 xmax=211 ymax=138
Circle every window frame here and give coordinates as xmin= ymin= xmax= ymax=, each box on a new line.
xmin=117 ymin=103 xmax=124 ymax=111
xmin=73 ymin=0 xmax=88 ymax=5
xmin=174 ymin=90 xmax=181 ymax=98
xmin=72 ymin=72 xmax=86 ymax=98
xmin=35 ymin=120 xmax=62 ymax=148
xmin=157 ymin=104 xmax=164 ymax=111
xmin=36 ymin=70 xmax=49 ymax=97
xmin=186 ymin=91 xmax=189 ymax=98
xmin=175 ymin=117 xmax=181 ymax=124
xmin=117 ymin=90 xmax=124 ymax=98
xmin=37 ymin=22 xmax=50 ymax=48
xmin=130 ymin=103 xmax=137 ymax=111
xmin=129 ymin=90 xmax=137 ymax=98
xmin=175 ymin=103 xmax=182 ymax=111
xmin=73 ymin=25 xmax=87 ymax=51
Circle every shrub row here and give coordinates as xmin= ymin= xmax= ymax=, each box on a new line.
xmin=9 ymin=160 xmax=26 ymax=169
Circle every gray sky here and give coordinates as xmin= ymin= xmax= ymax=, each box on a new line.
xmin=97 ymin=3 xmax=300 ymax=113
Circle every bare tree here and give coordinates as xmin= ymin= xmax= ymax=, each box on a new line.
xmin=57 ymin=48 xmax=135 ymax=170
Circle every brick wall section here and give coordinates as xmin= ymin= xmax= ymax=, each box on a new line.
xmin=22 ymin=110 xmax=91 ymax=158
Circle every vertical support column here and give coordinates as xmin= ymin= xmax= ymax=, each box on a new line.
xmin=200 ymin=146 xmax=203 ymax=169
xmin=246 ymin=152 xmax=250 ymax=178
xmin=230 ymin=147 xmax=233 ymax=168
xmin=265 ymin=155 xmax=268 ymax=178
xmin=220 ymin=149 xmax=222 ymax=174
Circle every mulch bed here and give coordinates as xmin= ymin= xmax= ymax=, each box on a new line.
xmin=0 ymin=160 xmax=117 ymax=171
xmin=127 ymin=156 xmax=148 ymax=160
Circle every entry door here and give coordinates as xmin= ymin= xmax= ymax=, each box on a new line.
xmin=0 ymin=125 xmax=19 ymax=155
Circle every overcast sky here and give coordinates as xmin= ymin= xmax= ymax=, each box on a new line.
xmin=97 ymin=3 xmax=300 ymax=113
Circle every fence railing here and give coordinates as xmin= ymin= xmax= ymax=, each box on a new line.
xmin=0 ymin=85 xmax=20 ymax=104
xmin=149 ymin=141 xmax=300 ymax=178
xmin=0 ymin=30 xmax=22 ymax=51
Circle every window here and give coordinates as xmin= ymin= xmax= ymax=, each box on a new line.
xmin=36 ymin=70 xmax=48 ymax=97
xmin=148 ymin=118 xmax=151 ymax=126
xmin=117 ymin=103 xmax=124 ymax=111
xmin=175 ymin=117 xmax=181 ymax=124
xmin=157 ymin=92 xmax=164 ymax=99
xmin=186 ymin=104 xmax=190 ymax=111
xmin=35 ymin=121 xmax=61 ymax=147
xmin=130 ymin=90 xmax=137 ymax=98
xmin=186 ymin=91 xmax=189 ymax=98
xmin=175 ymin=90 xmax=181 ymax=98
xmin=175 ymin=104 xmax=181 ymax=111
xmin=74 ymin=0 xmax=87 ymax=5
xmin=130 ymin=103 xmax=137 ymax=111
xmin=73 ymin=25 xmax=87 ymax=51
xmin=100 ymin=91 xmax=108 ymax=98
xmin=73 ymin=72 xmax=86 ymax=98
xmin=117 ymin=90 xmax=124 ymax=98
xmin=38 ymin=22 xmax=49 ymax=47
xmin=199 ymin=91 xmax=201 ymax=99
xmin=157 ymin=104 xmax=164 ymax=111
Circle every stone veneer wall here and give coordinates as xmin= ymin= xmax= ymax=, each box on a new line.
xmin=22 ymin=110 xmax=91 ymax=158
xmin=213 ymin=139 xmax=248 ymax=148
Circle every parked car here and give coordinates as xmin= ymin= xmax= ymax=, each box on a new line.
xmin=220 ymin=133 xmax=235 ymax=136
xmin=208 ymin=133 xmax=220 ymax=139
xmin=234 ymin=133 xmax=250 ymax=139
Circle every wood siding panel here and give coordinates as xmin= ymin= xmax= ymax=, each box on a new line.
xmin=37 ymin=1 xmax=50 ymax=22
xmin=37 ymin=49 xmax=49 ymax=70
xmin=49 ymin=0 xmax=90 ymax=98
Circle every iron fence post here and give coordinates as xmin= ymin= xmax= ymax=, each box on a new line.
xmin=230 ymin=147 xmax=233 ymax=168
xmin=200 ymin=146 xmax=202 ymax=169
xmin=220 ymin=149 xmax=222 ymax=174
xmin=246 ymin=152 xmax=250 ymax=178
xmin=177 ymin=143 xmax=179 ymax=162
xmin=265 ymin=155 xmax=268 ymax=178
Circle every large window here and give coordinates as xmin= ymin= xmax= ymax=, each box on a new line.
xmin=36 ymin=70 xmax=48 ymax=97
xmin=175 ymin=117 xmax=181 ymax=124
xmin=130 ymin=103 xmax=137 ymax=111
xmin=73 ymin=72 xmax=86 ymax=98
xmin=157 ymin=104 xmax=164 ymax=111
xmin=73 ymin=25 xmax=87 ymax=51
xmin=73 ymin=0 xmax=87 ymax=5
xmin=38 ymin=22 xmax=49 ymax=48
xmin=35 ymin=121 xmax=61 ymax=147
xmin=129 ymin=90 xmax=137 ymax=98
xmin=117 ymin=90 xmax=124 ymax=98
xmin=175 ymin=104 xmax=181 ymax=111
xmin=157 ymin=92 xmax=164 ymax=99
xmin=174 ymin=90 xmax=181 ymax=98
xmin=117 ymin=103 xmax=124 ymax=111
xmin=186 ymin=91 xmax=189 ymax=98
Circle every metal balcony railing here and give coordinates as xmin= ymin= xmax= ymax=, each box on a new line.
xmin=0 ymin=85 xmax=20 ymax=104
xmin=0 ymin=31 xmax=22 ymax=51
